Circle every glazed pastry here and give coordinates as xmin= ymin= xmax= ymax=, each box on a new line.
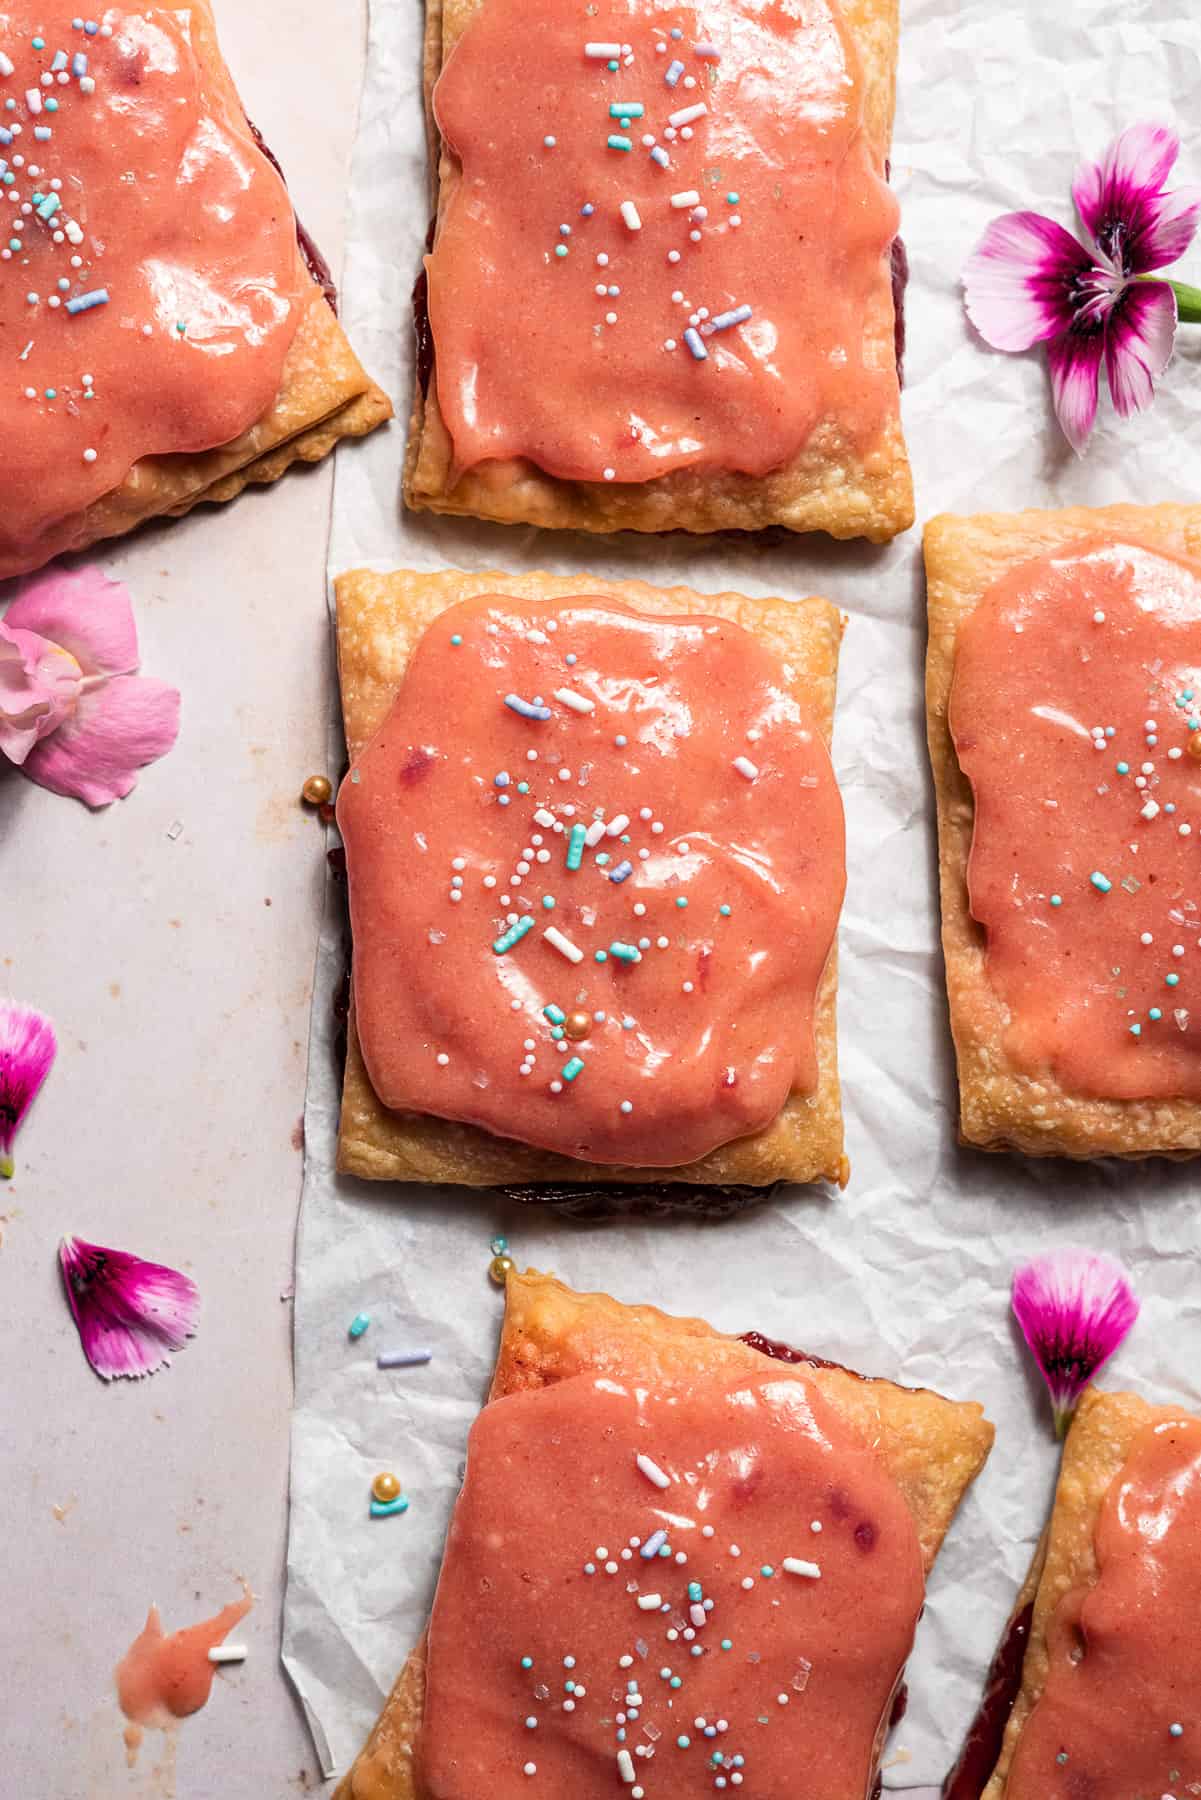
xmin=334 ymin=568 xmax=847 ymax=1205
xmin=0 ymin=3 xmax=391 ymax=579
xmin=335 ymin=1268 xmax=995 ymax=1800
xmin=947 ymin=1386 xmax=1201 ymax=1799
xmin=926 ymin=504 xmax=1201 ymax=1158
xmin=405 ymin=0 xmax=912 ymax=542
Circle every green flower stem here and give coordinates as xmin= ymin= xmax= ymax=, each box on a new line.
xmin=1167 ymin=279 xmax=1201 ymax=323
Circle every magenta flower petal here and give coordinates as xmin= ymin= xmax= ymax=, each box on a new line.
xmin=963 ymin=211 xmax=1094 ymax=352
xmin=0 ymin=1000 xmax=57 ymax=1179
xmin=0 ymin=621 xmax=82 ymax=765
xmin=58 ymin=1235 xmax=200 ymax=1381
xmin=21 ymin=674 xmax=180 ymax=807
xmin=1012 ymin=1248 xmax=1139 ymax=1436
xmin=1106 ymin=279 xmax=1177 ymax=419
xmin=1046 ymin=327 xmax=1106 ymax=454
xmin=1073 ymin=122 xmax=1201 ymax=275
xmin=5 ymin=566 xmax=140 ymax=682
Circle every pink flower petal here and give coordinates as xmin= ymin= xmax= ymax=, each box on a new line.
xmin=1046 ymin=327 xmax=1105 ymax=454
xmin=21 ymin=673 xmax=180 ymax=807
xmin=5 ymin=566 xmax=140 ymax=682
xmin=1073 ymin=122 xmax=1201 ymax=275
xmin=1106 ymin=279 xmax=1177 ymax=419
xmin=0 ymin=1000 xmax=56 ymax=1179
xmin=58 ymin=1235 xmax=200 ymax=1381
xmin=1012 ymin=1248 xmax=1139 ymax=1436
xmin=0 ymin=622 xmax=82 ymax=764
xmin=963 ymin=211 xmax=1094 ymax=351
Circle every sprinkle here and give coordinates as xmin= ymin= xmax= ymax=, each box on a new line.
xmin=71 ymin=52 xmax=88 ymax=77
xmin=637 ymin=1593 xmax=663 ymax=1610
xmin=544 ymin=926 xmax=584 ymax=964
xmin=0 ymin=54 xmax=12 ymax=76
xmin=732 ymin=755 xmax=759 ymax=781
xmin=650 ymin=146 xmax=670 ymax=167
xmin=61 ymin=284 xmax=107 ymax=315
xmin=669 ymin=102 xmax=707 ymax=128
xmin=636 ymin=1453 xmax=672 ymax=1489
xmin=609 ymin=941 xmax=642 ymax=962
xmin=348 ymin=1313 xmax=371 ymax=1339
xmin=207 ymin=1645 xmax=247 ymax=1664
xmin=683 ymin=327 xmax=708 ymax=360
xmin=617 ymin=1749 xmax=636 ymax=1784
xmin=641 ymin=1529 xmax=668 ymax=1559
xmin=1171 ymin=1723 xmax=1184 ymax=1738
xmin=561 ymin=1056 xmax=584 ymax=1083
xmin=543 ymin=135 xmax=556 ymax=148
xmin=493 ymin=916 xmax=535 ymax=954
xmin=665 ymin=58 xmax=685 ymax=85
xmin=694 ymin=41 xmax=721 ymax=58
xmin=620 ymin=200 xmax=642 ymax=230
xmin=609 ymin=861 xmax=633 ymax=884
xmin=36 ymin=191 xmax=60 ymax=220
xmin=567 ymin=822 xmax=588 ymax=869
xmin=554 ymin=687 xmax=594 ymax=714
xmin=585 ymin=41 xmax=622 ymax=56
xmin=543 ymin=1004 xmax=566 ymax=1025
xmin=1089 ymin=871 xmax=1113 ymax=894
xmin=524 ymin=1764 xmax=536 ymax=1777
xmin=782 ymin=1557 xmax=821 ymax=1579
xmin=25 ymin=87 xmax=41 ymax=114
xmin=610 ymin=102 xmax=645 ymax=118
xmin=370 ymin=1495 xmax=410 ymax=1517
xmin=377 ymin=1349 xmax=433 ymax=1369
xmin=505 ymin=694 xmax=552 ymax=720
xmin=711 ymin=305 xmax=752 ymax=331
xmin=608 ymin=134 xmax=633 ymax=152
xmin=1167 ymin=972 xmax=1181 ymax=987
xmin=671 ymin=188 xmax=701 ymax=208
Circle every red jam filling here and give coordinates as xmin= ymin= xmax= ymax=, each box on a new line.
xmin=426 ymin=0 xmax=900 ymax=485
xmin=336 ymin=594 xmax=845 ymax=1168
xmin=950 ymin=539 xmax=1201 ymax=1099
xmin=418 ymin=1368 xmax=924 ymax=1798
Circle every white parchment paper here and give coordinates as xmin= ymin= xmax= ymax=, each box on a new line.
xmin=283 ymin=1 xmax=1201 ymax=1787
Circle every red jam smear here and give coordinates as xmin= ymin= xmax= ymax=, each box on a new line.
xmin=950 ymin=539 xmax=1201 ymax=1099
xmin=427 ymin=0 xmax=900 ymax=485
xmin=418 ymin=1368 xmax=924 ymax=1799
xmin=1005 ymin=1415 xmax=1201 ymax=1798
xmin=336 ymin=594 xmax=844 ymax=1169
xmin=941 ymin=1602 xmax=1033 ymax=1800
xmin=0 ymin=5 xmax=311 ymax=572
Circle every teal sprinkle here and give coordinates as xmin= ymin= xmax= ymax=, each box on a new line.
xmin=1167 ymin=972 xmax=1181 ymax=987
xmin=719 ymin=904 xmax=732 ymax=917
xmin=670 ymin=1676 xmax=682 ymax=1689
xmin=1129 ymin=1023 xmax=1142 ymax=1038
xmin=543 ymin=1004 xmax=566 ymax=1025
xmin=687 ymin=1581 xmax=702 ymax=1601
xmin=607 ymin=133 xmax=633 ymax=151
xmin=721 ymin=1638 xmax=732 ymax=1651
xmin=594 ymin=949 xmax=608 ymax=962
xmin=609 ymin=101 xmax=645 ymax=117
xmin=44 ymin=387 xmax=56 ymax=398
xmin=658 ymin=1543 xmax=671 ymax=1557
xmin=676 ymin=896 xmax=688 ymax=908
xmin=562 ymin=1056 xmax=584 ymax=1082
xmin=517 ymin=781 xmax=530 ymax=794
xmin=760 ymin=1564 xmax=774 ymax=1577
xmin=555 ymin=244 xmax=568 ymax=258
xmin=726 ymin=191 xmax=739 ymax=203
xmin=690 ymin=1646 xmax=703 ymax=1657
xmin=348 ymin=1312 xmax=370 ymax=1339
xmin=567 ymin=823 xmax=587 ymax=870
xmin=370 ymin=1495 xmax=410 ymax=1518
xmin=542 ymin=895 xmax=556 ymax=910
xmin=32 ymin=35 xmax=45 ymax=47
xmin=1050 ymin=895 xmax=1062 ymax=907
xmin=450 ymin=633 xmax=462 ymax=646
xmin=1116 ymin=761 xmax=1129 ymax=775
xmin=520 ymin=1655 xmax=533 ymax=1669
xmin=493 ymin=915 xmax=535 ymax=954
xmin=677 ymin=1737 xmax=691 ymax=1749
xmin=607 ymin=57 xmax=619 ymax=69
xmin=1150 ymin=1008 xmax=1163 ymax=1021
xmin=1090 ymin=871 xmax=1113 ymax=894
xmin=596 ymin=851 xmax=611 ymax=866
xmin=551 ymin=1026 xmax=565 ymax=1040
xmin=44 ymin=97 xmax=57 ymax=111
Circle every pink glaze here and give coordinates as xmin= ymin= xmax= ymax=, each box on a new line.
xmin=427 ymin=0 xmax=899 ymax=486
xmin=114 ymin=1585 xmax=251 ymax=1728
xmin=418 ymin=1369 xmax=924 ymax=1798
xmin=950 ymin=539 xmax=1201 ymax=1099
xmin=1007 ymin=1413 xmax=1201 ymax=1797
xmin=0 ymin=5 xmax=311 ymax=574
xmin=336 ymin=594 xmax=845 ymax=1168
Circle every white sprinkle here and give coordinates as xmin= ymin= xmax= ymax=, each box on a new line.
xmin=732 ymin=756 xmax=758 ymax=781
xmin=534 ymin=808 xmax=556 ymax=827
xmin=0 ymin=53 xmax=12 ymax=76
xmin=620 ymin=200 xmax=642 ymax=231
xmin=636 ymin=1453 xmax=672 ymax=1489
xmin=689 ymin=1603 xmax=706 ymax=1627
xmin=1142 ymin=800 xmax=1161 ymax=821
xmin=555 ymin=687 xmax=595 ymax=714
xmin=617 ymin=1749 xmax=636 ymax=1784
xmin=782 ymin=1557 xmax=822 ymax=1580
xmin=543 ymin=926 xmax=583 ymax=964
xmin=524 ymin=1765 xmax=537 ymax=1778
xmin=606 ymin=814 xmax=630 ymax=837
xmin=207 ymin=1645 xmax=248 ymax=1664
xmin=636 ymin=1592 xmax=663 ymax=1611
xmin=669 ymin=103 xmax=707 ymax=128
xmin=811 ymin=1520 xmax=823 ymax=1533
xmin=585 ymin=819 xmax=607 ymax=848
xmin=585 ymin=41 xmax=622 ymax=56
xmin=603 ymin=467 xmax=616 ymax=481
xmin=25 ymin=87 xmax=41 ymax=114
xmin=1173 ymin=944 xmax=1186 ymax=957
xmin=670 ymin=188 xmax=701 ymax=209
xmin=1141 ymin=932 xmax=1154 ymax=946
xmin=436 ymin=1052 xmax=450 ymax=1066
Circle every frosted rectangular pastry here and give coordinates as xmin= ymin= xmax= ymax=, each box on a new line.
xmin=926 ymin=503 xmax=1201 ymax=1159
xmin=405 ymin=0 xmax=912 ymax=541
xmin=334 ymin=1269 xmax=995 ymax=1800
xmin=334 ymin=567 xmax=847 ymax=1199
xmin=0 ymin=1 xmax=391 ymax=579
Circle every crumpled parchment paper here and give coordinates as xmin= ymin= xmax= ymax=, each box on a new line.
xmin=283 ymin=0 xmax=1201 ymax=1787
